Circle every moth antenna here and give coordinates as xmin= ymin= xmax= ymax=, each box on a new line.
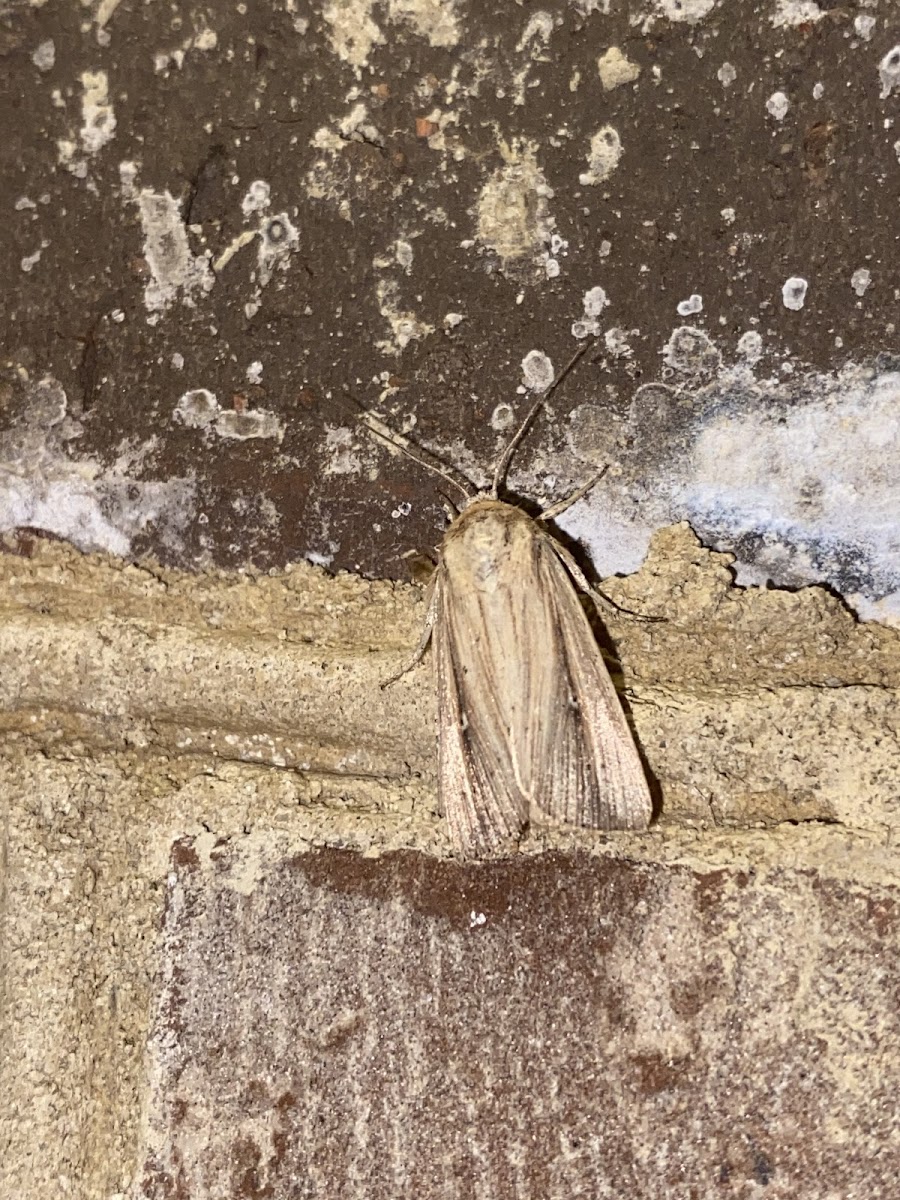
xmin=491 ymin=341 xmax=593 ymax=499
xmin=538 ymin=464 xmax=610 ymax=523
xmin=360 ymin=411 xmax=474 ymax=505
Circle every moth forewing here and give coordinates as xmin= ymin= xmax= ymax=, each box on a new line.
xmin=435 ymin=499 xmax=651 ymax=854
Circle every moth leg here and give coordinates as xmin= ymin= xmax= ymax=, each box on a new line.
xmin=548 ymin=538 xmax=656 ymax=622
xmin=538 ymin=465 xmax=609 ymax=523
xmin=381 ymin=572 xmax=441 ymax=688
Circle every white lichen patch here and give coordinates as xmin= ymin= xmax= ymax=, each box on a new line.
xmin=579 ymin=126 xmax=623 ymax=186
xmin=174 ymin=390 xmax=284 ymax=442
xmin=766 ymin=91 xmax=789 ymax=121
xmin=516 ymin=10 xmax=555 ymax=53
xmin=241 ymin=180 xmax=271 ymax=216
xmin=654 ymin=0 xmax=716 ymax=22
xmin=521 ymin=349 xmax=555 ymax=392
xmin=559 ymin=357 xmax=900 ymax=623
xmin=256 ymin=213 xmax=299 ymax=288
xmin=782 ymin=276 xmax=808 ymax=310
xmin=322 ymin=0 xmax=459 ymax=72
xmin=321 ymin=425 xmax=365 ymax=476
xmin=771 ymin=0 xmax=823 ymax=27
xmin=216 ymin=410 xmax=284 ymax=442
xmin=676 ymin=294 xmax=703 ymax=317
xmin=572 ymin=286 xmax=609 ymax=338
xmin=474 ymin=140 xmax=556 ymax=276
xmin=1 ymin=376 xmax=194 ymax=557
xmin=490 ymin=403 xmax=515 ymax=432
xmin=32 ymin=39 xmax=55 ymax=71
xmin=133 ymin=188 xmax=215 ymax=313
xmin=174 ymin=389 xmax=219 ymax=429
xmin=597 ymin=47 xmax=640 ymax=91
xmin=375 ymin=279 xmax=435 ymax=355
xmin=878 ymin=45 xmax=900 ymax=99
xmin=80 ymin=70 xmax=116 ymax=154
xmin=663 ymin=326 xmax=721 ymax=374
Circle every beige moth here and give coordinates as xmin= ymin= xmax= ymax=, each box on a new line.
xmin=365 ymin=348 xmax=653 ymax=855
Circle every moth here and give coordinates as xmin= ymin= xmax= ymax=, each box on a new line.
xmin=364 ymin=348 xmax=653 ymax=854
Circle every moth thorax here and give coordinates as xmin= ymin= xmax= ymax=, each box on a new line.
xmin=444 ymin=500 xmax=536 ymax=590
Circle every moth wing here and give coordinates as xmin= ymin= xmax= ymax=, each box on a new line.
xmin=433 ymin=568 xmax=529 ymax=854
xmin=533 ymin=536 xmax=653 ymax=831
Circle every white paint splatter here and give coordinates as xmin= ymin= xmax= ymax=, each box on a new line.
xmin=782 ymin=276 xmax=808 ymax=311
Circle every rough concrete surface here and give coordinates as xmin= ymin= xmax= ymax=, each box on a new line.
xmin=2 ymin=533 xmax=900 ymax=1197
xmin=2 ymin=0 xmax=900 ymax=1196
